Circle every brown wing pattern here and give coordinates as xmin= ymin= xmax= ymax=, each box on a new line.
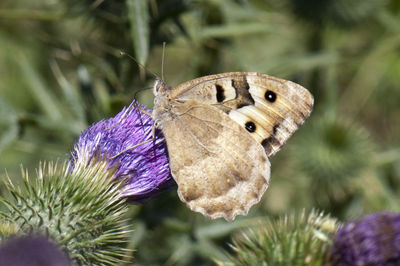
xmin=171 ymin=72 xmax=314 ymax=157
xmin=161 ymin=100 xmax=270 ymax=221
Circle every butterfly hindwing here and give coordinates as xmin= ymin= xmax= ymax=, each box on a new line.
xmin=159 ymin=100 xmax=270 ymax=221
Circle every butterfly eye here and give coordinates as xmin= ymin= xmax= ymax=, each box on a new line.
xmin=245 ymin=121 xmax=256 ymax=133
xmin=265 ymin=90 xmax=277 ymax=103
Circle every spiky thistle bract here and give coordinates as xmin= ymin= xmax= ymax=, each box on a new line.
xmin=219 ymin=210 xmax=339 ymax=266
xmin=0 ymin=160 xmax=131 ymax=265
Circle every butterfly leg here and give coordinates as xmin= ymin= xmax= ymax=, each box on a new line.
xmin=105 ymin=101 xmax=152 ymax=132
xmin=136 ymin=105 xmax=152 ymax=118
xmin=110 ymin=123 xmax=157 ymax=159
xmin=110 ymin=138 xmax=154 ymax=159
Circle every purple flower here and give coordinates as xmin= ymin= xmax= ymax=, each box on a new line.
xmin=331 ymin=211 xmax=400 ymax=266
xmin=0 ymin=235 xmax=71 ymax=266
xmin=70 ymin=101 xmax=174 ymax=201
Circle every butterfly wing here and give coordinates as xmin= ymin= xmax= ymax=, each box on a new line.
xmin=171 ymin=72 xmax=314 ymax=156
xmin=160 ymin=100 xmax=270 ymax=221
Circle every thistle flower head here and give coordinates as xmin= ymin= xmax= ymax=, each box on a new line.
xmin=331 ymin=211 xmax=400 ymax=266
xmin=292 ymin=115 xmax=373 ymax=186
xmin=220 ymin=210 xmax=339 ymax=266
xmin=0 ymin=235 xmax=71 ymax=266
xmin=0 ymin=161 xmax=131 ymax=265
xmin=70 ymin=101 xmax=174 ymax=201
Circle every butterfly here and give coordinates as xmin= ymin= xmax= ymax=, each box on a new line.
xmin=152 ymin=72 xmax=313 ymax=221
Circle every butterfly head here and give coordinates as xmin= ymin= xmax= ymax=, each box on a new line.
xmin=153 ymin=78 xmax=171 ymax=97
xmin=152 ymin=78 xmax=173 ymax=127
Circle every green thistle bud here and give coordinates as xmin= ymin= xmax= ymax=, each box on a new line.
xmin=219 ymin=210 xmax=339 ymax=266
xmin=291 ymin=116 xmax=374 ymax=187
xmin=0 ymin=161 xmax=131 ymax=265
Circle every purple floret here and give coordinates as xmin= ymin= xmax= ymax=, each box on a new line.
xmin=331 ymin=211 xmax=400 ymax=266
xmin=0 ymin=235 xmax=71 ymax=266
xmin=70 ymin=101 xmax=175 ymax=202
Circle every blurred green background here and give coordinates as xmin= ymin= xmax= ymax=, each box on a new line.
xmin=1 ymin=0 xmax=400 ymax=265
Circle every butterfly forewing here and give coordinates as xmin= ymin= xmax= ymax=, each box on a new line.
xmin=172 ymin=72 xmax=314 ymax=157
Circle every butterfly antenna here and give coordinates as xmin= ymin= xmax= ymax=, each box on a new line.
xmin=120 ymin=51 xmax=159 ymax=79
xmin=161 ymin=42 xmax=166 ymax=81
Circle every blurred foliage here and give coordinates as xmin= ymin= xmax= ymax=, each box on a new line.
xmin=0 ymin=0 xmax=400 ymax=265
